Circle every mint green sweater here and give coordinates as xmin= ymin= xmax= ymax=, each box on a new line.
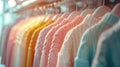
xmin=75 ymin=13 xmax=120 ymax=67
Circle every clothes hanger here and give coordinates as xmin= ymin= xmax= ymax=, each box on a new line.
xmin=92 ymin=6 xmax=111 ymax=19
xmin=50 ymin=3 xmax=70 ymax=21
xmin=44 ymin=15 xmax=53 ymax=22
xmin=59 ymin=0 xmax=80 ymax=20
xmin=111 ymin=3 xmax=120 ymax=16
xmin=48 ymin=5 xmax=70 ymax=21
xmin=51 ymin=13 xmax=70 ymax=22
xmin=75 ymin=0 xmax=94 ymax=18
xmin=60 ymin=12 xmax=70 ymax=18
xmin=52 ymin=14 xmax=61 ymax=20
xmin=52 ymin=12 xmax=72 ymax=20
xmin=80 ymin=8 xmax=94 ymax=18
xmin=51 ymin=11 xmax=70 ymax=20
xmin=44 ymin=4 xmax=57 ymax=21
xmin=67 ymin=11 xmax=80 ymax=20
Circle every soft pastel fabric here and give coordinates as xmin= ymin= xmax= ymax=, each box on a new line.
xmin=47 ymin=16 xmax=83 ymax=67
xmin=0 ymin=56 xmax=2 ymax=64
xmin=12 ymin=17 xmax=45 ymax=67
xmin=18 ymin=17 xmax=45 ymax=67
xmin=92 ymin=21 xmax=120 ymax=67
xmin=0 ymin=56 xmax=5 ymax=67
xmin=26 ymin=19 xmax=54 ymax=67
xmin=1 ymin=24 xmax=13 ymax=65
xmin=0 ymin=18 xmax=20 ymax=59
xmin=75 ymin=13 xmax=120 ymax=67
xmin=0 ymin=64 xmax=5 ymax=67
xmin=5 ymin=18 xmax=32 ymax=67
xmin=39 ymin=17 xmax=73 ymax=67
xmin=57 ymin=14 xmax=100 ymax=67
xmin=10 ymin=17 xmax=38 ymax=67
xmin=33 ymin=17 xmax=64 ymax=67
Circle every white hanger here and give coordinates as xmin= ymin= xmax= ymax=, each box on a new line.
xmin=111 ymin=3 xmax=120 ymax=16
xmin=67 ymin=11 xmax=80 ymax=19
xmin=80 ymin=8 xmax=94 ymax=18
xmin=92 ymin=6 xmax=111 ymax=18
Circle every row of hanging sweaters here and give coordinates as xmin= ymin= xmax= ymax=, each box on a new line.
xmin=1 ymin=4 xmax=120 ymax=67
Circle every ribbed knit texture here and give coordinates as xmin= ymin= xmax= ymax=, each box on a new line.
xmin=33 ymin=17 xmax=64 ymax=67
xmin=75 ymin=13 xmax=120 ymax=67
xmin=26 ymin=19 xmax=54 ymax=67
xmin=12 ymin=17 xmax=45 ymax=67
xmin=92 ymin=21 xmax=120 ymax=67
xmin=47 ymin=16 xmax=83 ymax=67
xmin=39 ymin=17 xmax=73 ymax=67
xmin=57 ymin=14 xmax=99 ymax=67
xmin=5 ymin=18 xmax=34 ymax=67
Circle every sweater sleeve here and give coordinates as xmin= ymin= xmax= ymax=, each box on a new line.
xmin=57 ymin=32 xmax=73 ymax=67
xmin=74 ymin=30 xmax=91 ymax=67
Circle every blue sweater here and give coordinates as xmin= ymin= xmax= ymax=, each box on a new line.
xmin=92 ymin=21 xmax=120 ymax=67
xmin=75 ymin=13 xmax=120 ymax=67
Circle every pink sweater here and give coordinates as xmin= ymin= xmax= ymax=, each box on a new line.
xmin=57 ymin=15 xmax=99 ymax=67
xmin=33 ymin=17 xmax=64 ymax=67
xmin=47 ymin=16 xmax=83 ymax=67
xmin=39 ymin=17 xmax=73 ymax=67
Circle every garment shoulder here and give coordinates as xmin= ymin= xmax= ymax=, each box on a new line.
xmin=81 ymin=27 xmax=94 ymax=42
xmin=97 ymin=23 xmax=120 ymax=52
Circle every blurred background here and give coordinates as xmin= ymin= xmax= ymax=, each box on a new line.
xmin=0 ymin=0 xmax=120 ymax=67
xmin=0 ymin=0 xmax=119 ymax=38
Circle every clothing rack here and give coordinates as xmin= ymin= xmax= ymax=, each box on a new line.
xmin=8 ymin=0 xmax=100 ymax=14
xmin=5 ymin=0 xmax=120 ymax=15
xmin=0 ymin=0 xmax=120 ymax=67
xmin=12 ymin=0 xmax=62 ymax=14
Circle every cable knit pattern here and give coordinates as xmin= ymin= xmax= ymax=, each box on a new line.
xmin=92 ymin=21 xmax=120 ymax=67
xmin=39 ymin=18 xmax=72 ymax=67
xmin=57 ymin=14 xmax=99 ymax=67
xmin=33 ymin=17 xmax=64 ymax=67
xmin=47 ymin=16 xmax=83 ymax=67
xmin=75 ymin=13 xmax=120 ymax=67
